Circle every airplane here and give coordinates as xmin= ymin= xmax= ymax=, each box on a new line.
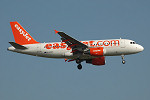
xmin=7 ymin=21 xmax=144 ymax=70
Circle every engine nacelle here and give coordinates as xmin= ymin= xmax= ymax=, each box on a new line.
xmin=86 ymin=56 xmax=105 ymax=65
xmin=85 ymin=47 xmax=104 ymax=56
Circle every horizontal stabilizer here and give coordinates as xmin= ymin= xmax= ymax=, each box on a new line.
xmin=9 ymin=42 xmax=27 ymax=49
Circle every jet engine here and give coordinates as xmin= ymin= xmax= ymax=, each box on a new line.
xmin=86 ymin=56 xmax=105 ymax=65
xmin=84 ymin=47 xmax=104 ymax=56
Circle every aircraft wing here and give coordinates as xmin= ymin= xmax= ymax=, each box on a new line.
xmin=55 ymin=30 xmax=88 ymax=52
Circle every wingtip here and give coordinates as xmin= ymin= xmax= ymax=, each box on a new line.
xmin=54 ymin=30 xmax=59 ymax=34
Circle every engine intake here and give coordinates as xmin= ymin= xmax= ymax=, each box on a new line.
xmin=85 ymin=47 xmax=104 ymax=56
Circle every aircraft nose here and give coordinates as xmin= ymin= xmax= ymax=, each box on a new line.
xmin=138 ymin=45 xmax=144 ymax=52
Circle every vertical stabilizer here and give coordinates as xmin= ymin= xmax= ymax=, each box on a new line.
xmin=10 ymin=21 xmax=39 ymax=45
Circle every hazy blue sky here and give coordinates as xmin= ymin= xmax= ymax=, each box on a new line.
xmin=0 ymin=0 xmax=150 ymax=100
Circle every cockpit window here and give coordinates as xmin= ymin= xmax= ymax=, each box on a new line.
xmin=130 ymin=42 xmax=136 ymax=44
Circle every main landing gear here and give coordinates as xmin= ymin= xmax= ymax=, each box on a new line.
xmin=121 ymin=55 xmax=126 ymax=64
xmin=77 ymin=64 xmax=82 ymax=70
xmin=76 ymin=59 xmax=82 ymax=70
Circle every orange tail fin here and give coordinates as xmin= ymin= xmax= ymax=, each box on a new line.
xmin=10 ymin=21 xmax=39 ymax=45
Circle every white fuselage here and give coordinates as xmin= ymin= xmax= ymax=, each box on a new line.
xmin=8 ymin=39 xmax=144 ymax=59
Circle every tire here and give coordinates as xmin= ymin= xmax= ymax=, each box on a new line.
xmin=122 ymin=60 xmax=126 ymax=64
xmin=77 ymin=64 xmax=82 ymax=70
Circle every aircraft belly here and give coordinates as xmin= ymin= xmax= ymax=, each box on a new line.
xmin=38 ymin=48 xmax=70 ymax=58
xmin=104 ymin=46 xmax=134 ymax=56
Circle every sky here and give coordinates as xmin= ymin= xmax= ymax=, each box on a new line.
xmin=0 ymin=0 xmax=150 ymax=100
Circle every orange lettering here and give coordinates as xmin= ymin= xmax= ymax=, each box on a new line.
xmin=53 ymin=43 xmax=59 ymax=49
xmin=60 ymin=43 xmax=66 ymax=48
xmin=45 ymin=44 xmax=52 ymax=49
xmin=97 ymin=41 xmax=103 ymax=46
xmin=89 ymin=41 xmax=95 ymax=47
xmin=67 ymin=47 xmax=71 ymax=50
xmin=103 ymin=40 xmax=110 ymax=46
xmin=83 ymin=41 xmax=88 ymax=45
xmin=110 ymin=40 xmax=119 ymax=46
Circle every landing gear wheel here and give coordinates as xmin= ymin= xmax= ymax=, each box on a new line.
xmin=122 ymin=60 xmax=126 ymax=64
xmin=121 ymin=55 xmax=126 ymax=64
xmin=77 ymin=64 xmax=82 ymax=70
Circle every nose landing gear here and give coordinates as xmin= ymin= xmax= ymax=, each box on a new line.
xmin=122 ymin=60 xmax=126 ymax=64
xmin=121 ymin=55 xmax=126 ymax=64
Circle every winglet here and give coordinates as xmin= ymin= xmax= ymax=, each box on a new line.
xmin=54 ymin=30 xmax=59 ymax=34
